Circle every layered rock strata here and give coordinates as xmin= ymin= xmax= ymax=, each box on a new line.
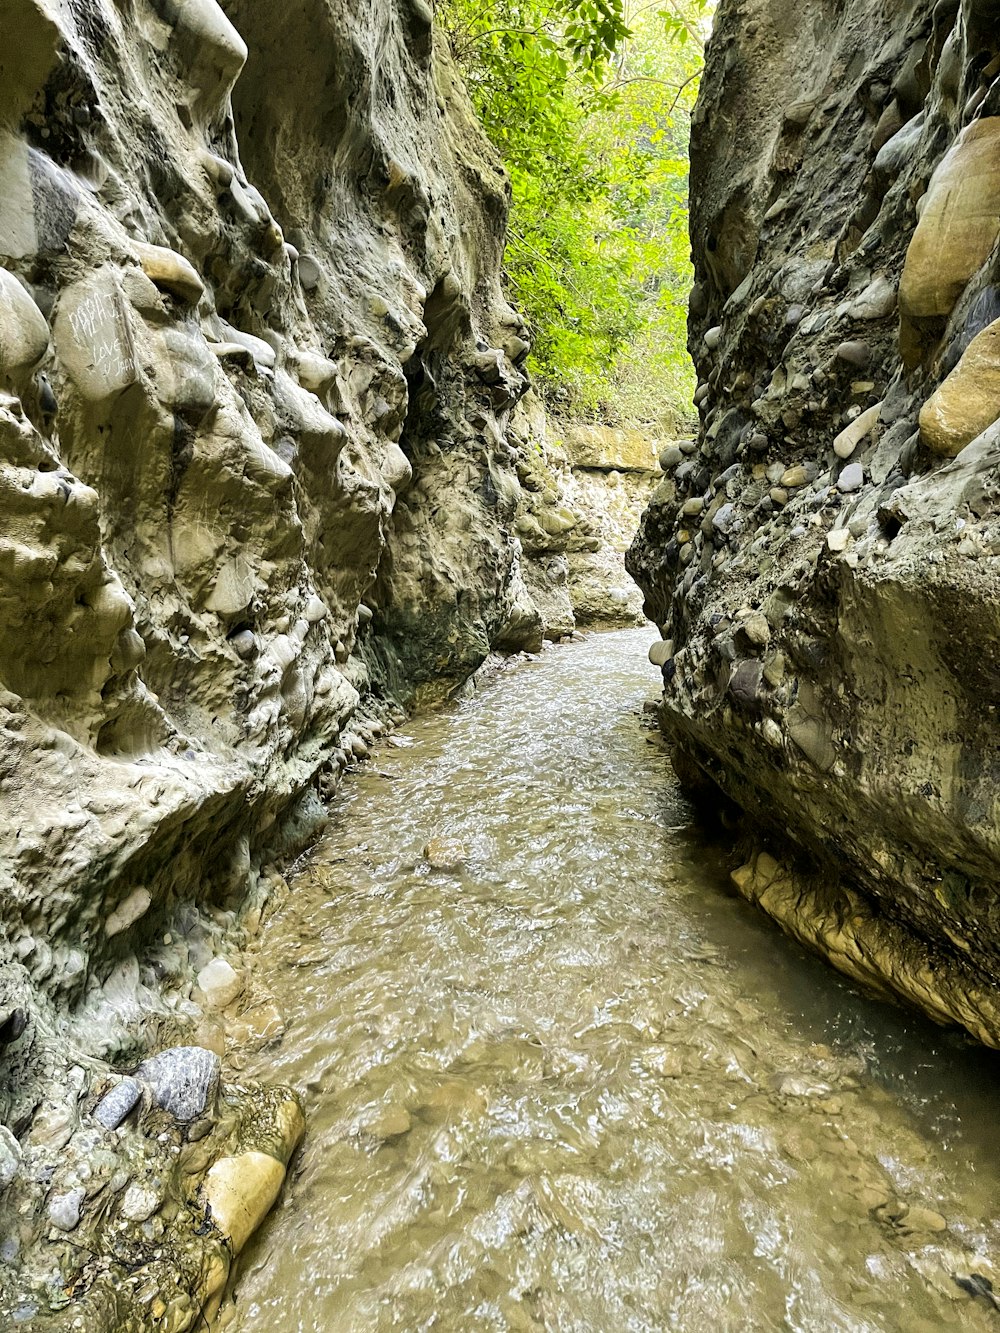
xmin=629 ymin=0 xmax=1000 ymax=1042
xmin=0 ymin=0 xmax=612 ymax=1323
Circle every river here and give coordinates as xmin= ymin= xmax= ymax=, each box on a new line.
xmin=221 ymin=628 xmax=1000 ymax=1332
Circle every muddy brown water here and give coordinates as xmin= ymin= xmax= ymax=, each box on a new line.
xmin=222 ymin=628 xmax=1000 ymax=1332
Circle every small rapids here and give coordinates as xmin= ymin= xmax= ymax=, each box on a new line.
xmin=222 ymin=629 xmax=1000 ymax=1332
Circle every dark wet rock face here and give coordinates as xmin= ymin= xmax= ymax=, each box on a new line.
xmin=629 ymin=0 xmax=1000 ymax=1043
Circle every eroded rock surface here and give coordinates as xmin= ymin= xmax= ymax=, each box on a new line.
xmin=0 ymin=0 xmax=623 ymax=1323
xmin=629 ymin=0 xmax=1000 ymax=1041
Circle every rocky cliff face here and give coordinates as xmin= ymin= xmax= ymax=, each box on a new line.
xmin=629 ymin=0 xmax=1000 ymax=1043
xmin=0 ymin=0 xmax=605 ymax=1323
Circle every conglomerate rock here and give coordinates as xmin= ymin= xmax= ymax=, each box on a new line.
xmin=0 ymin=0 xmax=617 ymax=1323
xmin=629 ymin=0 xmax=1000 ymax=1043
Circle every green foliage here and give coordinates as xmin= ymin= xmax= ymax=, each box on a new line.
xmin=438 ymin=0 xmax=712 ymax=427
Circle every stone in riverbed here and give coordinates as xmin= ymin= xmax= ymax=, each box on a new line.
xmin=196 ymin=957 xmax=244 ymax=1010
xmin=424 ymin=838 xmax=466 ymax=871
xmin=202 ymin=1151 xmax=287 ymax=1255
xmin=135 ymin=1046 xmax=220 ymax=1122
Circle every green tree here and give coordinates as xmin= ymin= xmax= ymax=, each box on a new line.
xmin=438 ymin=0 xmax=711 ymax=428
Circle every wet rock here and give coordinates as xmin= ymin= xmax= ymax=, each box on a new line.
xmin=93 ymin=1077 xmax=142 ymax=1130
xmin=423 ymin=838 xmax=467 ymax=871
xmin=203 ymin=1151 xmax=287 ymax=1254
xmin=197 ymin=957 xmax=245 ymax=1010
xmin=135 ymin=1047 xmax=221 ymax=1123
xmin=901 ymin=1205 xmax=948 ymax=1235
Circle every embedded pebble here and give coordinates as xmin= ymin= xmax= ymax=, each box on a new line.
xmin=93 ymin=1077 xmax=142 ymax=1131
xmin=48 ymin=1187 xmax=86 ymax=1231
xmin=712 ymin=503 xmax=739 ymax=536
xmin=0 ymin=269 xmax=50 ymax=389
xmin=847 ymin=275 xmax=896 ymax=320
xmin=704 ymin=325 xmax=723 ymax=350
xmin=121 ymin=1183 xmax=162 ymax=1223
xmin=0 ymin=1127 xmax=21 ymax=1189
xmin=135 ymin=1047 xmax=221 ymax=1123
xmin=780 ymin=466 xmax=808 ymax=488
xmin=835 ymin=340 xmax=871 ymax=367
xmin=659 ymin=444 xmax=683 ymax=470
xmin=743 ymin=613 xmax=770 ymax=646
xmin=838 ymin=462 xmax=864 ymax=493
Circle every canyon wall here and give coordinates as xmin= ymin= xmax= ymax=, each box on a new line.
xmin=0 ymin=0 xmax=617 ymax=1324
xmin=630 ymin=0 xmax=1000 ymax=1042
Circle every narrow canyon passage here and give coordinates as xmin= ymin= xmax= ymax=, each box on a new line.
xmin=224 ymin=630 xmax=1000 ymax=1332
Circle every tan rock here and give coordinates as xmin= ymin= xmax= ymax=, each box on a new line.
xmin=833 ymin=401 xmax=882 ymax=459
xmin=423 ymin=837 xmax=466 ymax=871
xmin=780 ymin=465 xmax=808 ymax=488
xmin=562 ymin=424 xmax=658 ymax=473
xmin=0 ymin=268 xmax=48 ymax=389
xmin=133 ymin=241 xmax=206 ymax=305
xmin=202 ymin=1151 xmax=286 ymax=1254
xmin=899 ymin=119 xmax=1000 ymax=330
xmin=919 ymin=318 xmax=1000 ymax=456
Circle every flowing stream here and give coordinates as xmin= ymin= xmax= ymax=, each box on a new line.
xmin=222 ymin=628 xmax=1000 ymax=1332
